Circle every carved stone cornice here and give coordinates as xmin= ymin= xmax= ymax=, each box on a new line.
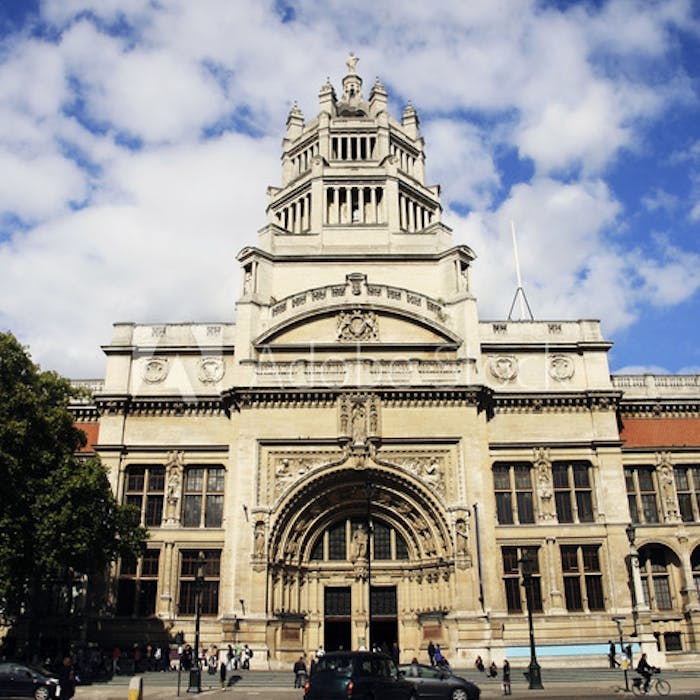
xmin=95 ymin=394 xmax=226 ymax=417
xmin=617 ymin=398 xmax=700 ymax=418
xmin=493 ymin=391 xmax=621 ymax=413
xmin=224 ymin=386 xmax=491 ymax=412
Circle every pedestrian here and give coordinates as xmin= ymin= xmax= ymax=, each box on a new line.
xmin=474 ymin=654 xmax=485 ymax=672
xmin=57 ymin=656 xmax=76 ymax=699
xmin=488 ymin=660 xmax=498 ymax=678
xmin=427 ymin=640 xmax=435 ymax=666
xmin=220 ymin=657 xmax=227 ymax=688
xmin=391 ymin=641 xmax=400 ymax=665
xmin=502 ymin=659 xmax=511 ymax=695
xmin=608 ymin=640 xmax=619 ymax=668
xmin=112 ymin=646 xmax=121 ymax=676
xmin=293 ymin=655 xmax=308 ymax=687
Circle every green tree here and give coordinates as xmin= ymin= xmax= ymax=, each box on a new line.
xmin=0 ymin=331 xmax=146 ymax=626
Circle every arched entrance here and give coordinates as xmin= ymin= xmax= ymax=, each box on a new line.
xmin=266 ymin=464 xmax=454 ymax=660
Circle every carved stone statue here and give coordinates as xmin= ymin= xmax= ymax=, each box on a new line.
xmin=346 ymin=52 xmax=359 ymax=74
xmin=455 ymin=518 xmax=469 ymax=556
xmin=351 ymin=524 xmax=368 ymax=560
xmin=351 ymin=401 xmax=367 ymax=444
xmin=656 ymin=453 xmax=680 ymax=523
xmin=533 ymin=447 xmax=556 ymax=522
xmin=254 ymin=521 xmax=266 ymax=558
xmin=164 ymin=451 xmax=184 ymax=524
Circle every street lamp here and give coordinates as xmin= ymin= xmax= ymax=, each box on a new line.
xmin=187 ymin=551 xmax=206 ymax=694
xmin=612 ymin=617 xmax=630 ymax=692
xmin=625 ymin=523 xmax=640 ymax=636
xmin=518 ymin=550 xmax=543 ymax=690
xmin=365 ymin=480 xmax=375 ymax=650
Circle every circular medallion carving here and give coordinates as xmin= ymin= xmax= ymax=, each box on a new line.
xmin=143 ymin=357 xmax=169 ymax=383
xmin=548 ymin=354 xmax=574 ymax=381
xmin=198 ymin=356 xmax=225 ymax=384
xmin=489 ymin=355 xmax=518 ymax=382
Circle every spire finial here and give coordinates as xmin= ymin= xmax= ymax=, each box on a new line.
xmin=346 ymin=52 xmax=359 ymax=74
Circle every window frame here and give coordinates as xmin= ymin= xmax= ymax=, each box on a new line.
xmin=552 ymin=461 xmax=594 ymax=524
xmin=178 ymin=549 xmax=220 ymax=616
xmin=625 ymin=466 xmax=660 ymax=524
xmin=493 ymin=462 xmax=535 ymax=525
xmin=123 ymin=465 xmax=165 ymax=528
xmin=182 ymin=465 xmax=225 ymax=528
xmin=501 ymin=545 xmax=543 ymax=613
xmin=116 ymin=549 xmax=161 ymax=617
xmin=560 ymin=544 xmax=605 ymax=613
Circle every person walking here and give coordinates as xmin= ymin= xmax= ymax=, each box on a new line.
xmin=427 ymin=640 xmax=436 ymax=666
xmin=57 ymin=656 xmax=76 ymax=699
xmin=608 ymin=640 xmax=620 ymax=668
xmin=293 ymin=655 xmax=308 ymax=688
xmin=502 ymin=659 xmax=511 ymax=695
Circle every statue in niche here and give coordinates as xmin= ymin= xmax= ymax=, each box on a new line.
xmin=351 ymin=524 xmax=368 ymax=560
xmin=254 ymin=521 xmax=266 ymax=558
xmin=656 ymin=453 xmax=680 ymax=523
xmin=164 ymin=451 xmax=184 ymax=524
xmin=351 ymin=401 xmax=367 ymax=444
xmin=533 ymin=447 xmax=556 ymax=521
xmin=455 ymin=517 xmax=469 ymax=557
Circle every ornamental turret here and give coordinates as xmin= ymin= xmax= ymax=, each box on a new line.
xmin=260 ymin=54 xmax=451 ymax=254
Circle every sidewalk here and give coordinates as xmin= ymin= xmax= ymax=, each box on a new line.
xmin=74 ymin=669 xmax=700 ymax=699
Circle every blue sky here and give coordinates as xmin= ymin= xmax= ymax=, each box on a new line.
xmin=0 ymin=0 xmax=698 ymax=377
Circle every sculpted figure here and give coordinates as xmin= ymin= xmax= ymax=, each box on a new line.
xmin=351 ymin=524 xmax=368 ymax=560
xmin=254 ymin=522 xmax=265 ymax=558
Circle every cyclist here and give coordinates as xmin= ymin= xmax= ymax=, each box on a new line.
xmin=636 ymin=653 xmax=653 ymax=694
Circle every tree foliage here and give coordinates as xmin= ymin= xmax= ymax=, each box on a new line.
xmin=0 ymin=332 xmax=146 ymax=621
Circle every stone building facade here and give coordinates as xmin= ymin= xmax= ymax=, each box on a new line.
xmin=74 ymin=56 xmax=700 ymax=667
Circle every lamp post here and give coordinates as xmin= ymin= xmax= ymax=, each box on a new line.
xmin=365 ymin=480 xmax=375 ymax=651
xmin=187 ymin=551 xmax=206 ymax=694
xmin=625 ymin=523 xmax=641 ymax=637
xmin=612 ymin=617 xmax=630 ymax=692
xmin=518 ymin=551 xmax=543 ymax=690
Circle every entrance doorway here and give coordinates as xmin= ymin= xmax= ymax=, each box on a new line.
xmin=324 ymin=586 xmax=351 ymax=652
xmin=370 ymin=586 xmax=398 ymax=653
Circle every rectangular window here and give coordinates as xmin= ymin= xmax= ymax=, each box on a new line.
xmin=182 ymin=466 xmax=225 ymax=528
xmin=674 ymin=466 xmax=700 ymax=522
xmin=373 ymin=522 xmax=391 ymax=560
xmin=493 ymin=463 xmax=534 ymax=525
xmin=116 ymin=549 xmax=160 ymax=617
xmin=123 ymin=466 xmax=164 ymax=528
xmin=501 ymin=546 xmax=542 ymax=613
xmin=179 ymin=550 xmax=220 ymax=616
xmin=553 ymin=462 xmax=594 ymax=523
xmin=324 ymin=586 xmax=351 ymax=616
xmin=328 ymin=522 xmax=346 ymax=560
xmin=561 ymin=544 xmax=605 ymax=612
xmin=625 ymin=467 xmax=659 ymax=524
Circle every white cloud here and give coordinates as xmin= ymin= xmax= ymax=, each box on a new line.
xmin=0 ymin=0 xmax=698 ymax=377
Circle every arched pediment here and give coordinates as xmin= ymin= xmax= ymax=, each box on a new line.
xmin=267 ymin=465 xmax=451 ymax=566
xmin=255 ymin=304 xmax=461 ymax=349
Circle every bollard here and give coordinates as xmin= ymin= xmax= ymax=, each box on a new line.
xmin=127 ymin=675 xmax=143 ymax=700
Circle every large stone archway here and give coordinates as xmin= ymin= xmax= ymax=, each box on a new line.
xmin=263 ymin=460 xmax=456 ymax=660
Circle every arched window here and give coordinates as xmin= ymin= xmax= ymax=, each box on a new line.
xmin=309 ymin=517 xmax=409 ymax=561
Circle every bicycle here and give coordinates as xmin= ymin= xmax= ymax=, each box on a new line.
xmin=631 ymin=669 xmax=670 ymax=696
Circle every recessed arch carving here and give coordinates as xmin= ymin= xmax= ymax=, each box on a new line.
xmin=268 ymin=465 xmax=452 ymax=567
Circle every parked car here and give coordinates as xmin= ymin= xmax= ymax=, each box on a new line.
xmin=0 ymin=661 xmax=59 ymax=699
xmin=304 ymin=651 xmax=416 ymax=699
xmin=398 ymin=663 xmax=480 ymax=700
